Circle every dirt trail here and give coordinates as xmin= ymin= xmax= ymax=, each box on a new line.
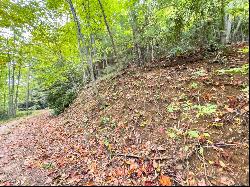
xmin=0 ymin=110 xmax=53 ymax=185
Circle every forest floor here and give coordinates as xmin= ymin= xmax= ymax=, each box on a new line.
xmin=0 ymin=43 xmax=249 ymax=186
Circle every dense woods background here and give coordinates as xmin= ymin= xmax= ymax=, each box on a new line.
xmin=0 ymin=0 xmax=249 ymax=118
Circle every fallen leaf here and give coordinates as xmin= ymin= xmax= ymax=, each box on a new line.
xmin=224 ymin=106 xmax=234 ymax=113
xmin=145 ymin=180 xmax=155 ymax=186
xmin=45 ymin=177 xmax=53 ymax=184
xmin=220 ymin=176 xmax=235 ymax=185
xmin=197 ymin=178 xmax=206 ymax=186
xmin=130 ymin=162 xmax=138 ymax=171
xmin=85 ymin=181 xmax=95 ymax=186
xmin=153 ymin=160 xmax=158 ymax=168
xmin=159 ymin=175 xmax=172 ymax=186
xmin=219 ymin=160 xmax=226 ymax=168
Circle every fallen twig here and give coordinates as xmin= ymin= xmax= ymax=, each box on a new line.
xmin=204 ymin=142 xmax=246 ymax=148
xmin=115 ymin=153 xmax=170 ymax=160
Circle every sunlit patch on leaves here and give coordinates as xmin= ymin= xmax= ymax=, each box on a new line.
xmin=192 ymin=69 xmax=207 ymax=77
xmin=140 ymin=120 xmax=148 ymax=127
xmin=159 ymin=175 xmax=172 ymax=186
xmin=209 ymin=122 xmax=224 ymax=128
xmin=238 ymin=46 xmax=249 ymax=54
xmin=198 ymin=147 xmax=204 ymax=156
xmin=203 ymin=132 xmax=210 ymax=138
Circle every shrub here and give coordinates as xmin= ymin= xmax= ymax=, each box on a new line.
xmin=47 ymin=81 xmax=77 ymax=115
xmin=0 ymin=109 xmax=8 ymax=120
xmin=46 ymin=69 xmax=82 ymax=115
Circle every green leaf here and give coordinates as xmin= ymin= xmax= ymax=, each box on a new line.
xmin=188 ymin=130 xmax=199 ymax=138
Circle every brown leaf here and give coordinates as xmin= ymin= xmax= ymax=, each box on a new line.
xmin=224 ymin=106 xmax=234 ymax=113
xmin=0 ymin=181 xmax=12 ymax=186
xmin=159 ymin=175 xmax=172 ymax=186
xmin=130 ymin=162 xmax=138 ymax=171
xmin=220 ymin=176 xmax=235 ymax=185
xmin=197 ymin=178 xmax=206 ymax=186
xmin=45 ymin=177 xmax=53 ymax=184
xmin=153 ymin=160 xmax=158 ymax=168
xmin=85 ymin=181 xmax=95 ymax=186
xmin=145 ymin=180 xmax=155 ymax=186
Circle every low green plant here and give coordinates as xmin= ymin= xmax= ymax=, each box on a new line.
xmin=100 ymin=116 xmax=117 ymax=128
xmin=167 ymin=128 xmax=182 ymax=139
xmin=179 ymin=93 xmax=188 ymax=101
xmin=189 ymin=82 xmax=199 ymax=89
xmin=241 ymin=85 xmax=249 ymax=93
xmin=187 ymin=130 xmax=200 ymax=138
xmin=41 ymin=162 xmax=54 ymax=169
xmin=100 ymin=116 xmax=111 ymax=125
xmin=217 ymin=64 xmax=249 ymax=75
xmin=193 ymin=103 xmax=217 ymax=117
xmin=181 ymin=100 xmax=193 ymax=111
xmin=167 ymin=103 xmax=180 ymax=113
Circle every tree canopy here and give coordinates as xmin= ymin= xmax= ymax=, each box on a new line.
xmin=0 ymin=0 xmax=249 ymax=116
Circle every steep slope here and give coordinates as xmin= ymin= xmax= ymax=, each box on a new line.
xmin=0 ymin=43 xmax=249 ymax=186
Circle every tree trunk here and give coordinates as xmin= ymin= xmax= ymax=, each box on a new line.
xmin=11 ymin=62 xmax=15 ymax=117
xmin=14 ymin=64 xmax=21 ymax=116
xmin=66 ymin=0 xmax=99 ymax=98
xmin=220 ymin=0 xmax=226 ymax=44
xmin=97 ymin=0 xmax=118 ymax=63
xmin=26 ymin=64 xmax=30 ymax=115
xmin=129 ymin=10 xmax=141 ymax=65
xmin=151 ymin=39 xmax=154 ymax=61
xmin=8 ymin=61 xmax=11 ymax=117
xmin=225 ymin=14 xmax=232 ymax=43
xmin=232 ymin=17 xmax=242 ymax=42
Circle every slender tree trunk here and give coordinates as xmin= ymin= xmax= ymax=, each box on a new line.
xmin=14 ymin=64 xmax=21 ymax=116
xmin=8 ymin=61 xmax=11 ymax=117
xmin=151 ymin=39 xmax=154 ymax=61
xmin=11 ymin=63 xmax=15 ymax=117
xmin=103 ymin=52 xmax=108 ymax=68
xmin=225 ymin=2 xmax=233 ymax=44
xmin=66 ymin=0 xmax=99 ymax=97
xmin=232 ymin=17 xmax=242 ymax=42
xmin=26 ymin=64 xmax=30 ymax=115
xmin=240 ymin=25 xmax=244 ymax=42
xmin=220 ymin=0 xmax=226 ymax=44
xmin=129 ymin=9 xmax=142 ymax=65
xmin=97 ymin=0 xmax=118 ymax=63
xmin=225 ymin=15 xmax=232 ymax=43
xmin=3 ymin=90 xmax=6 ymax=113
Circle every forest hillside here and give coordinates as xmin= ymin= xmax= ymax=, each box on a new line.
xmin=0 ymin=43 xmax=249 ymax=186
